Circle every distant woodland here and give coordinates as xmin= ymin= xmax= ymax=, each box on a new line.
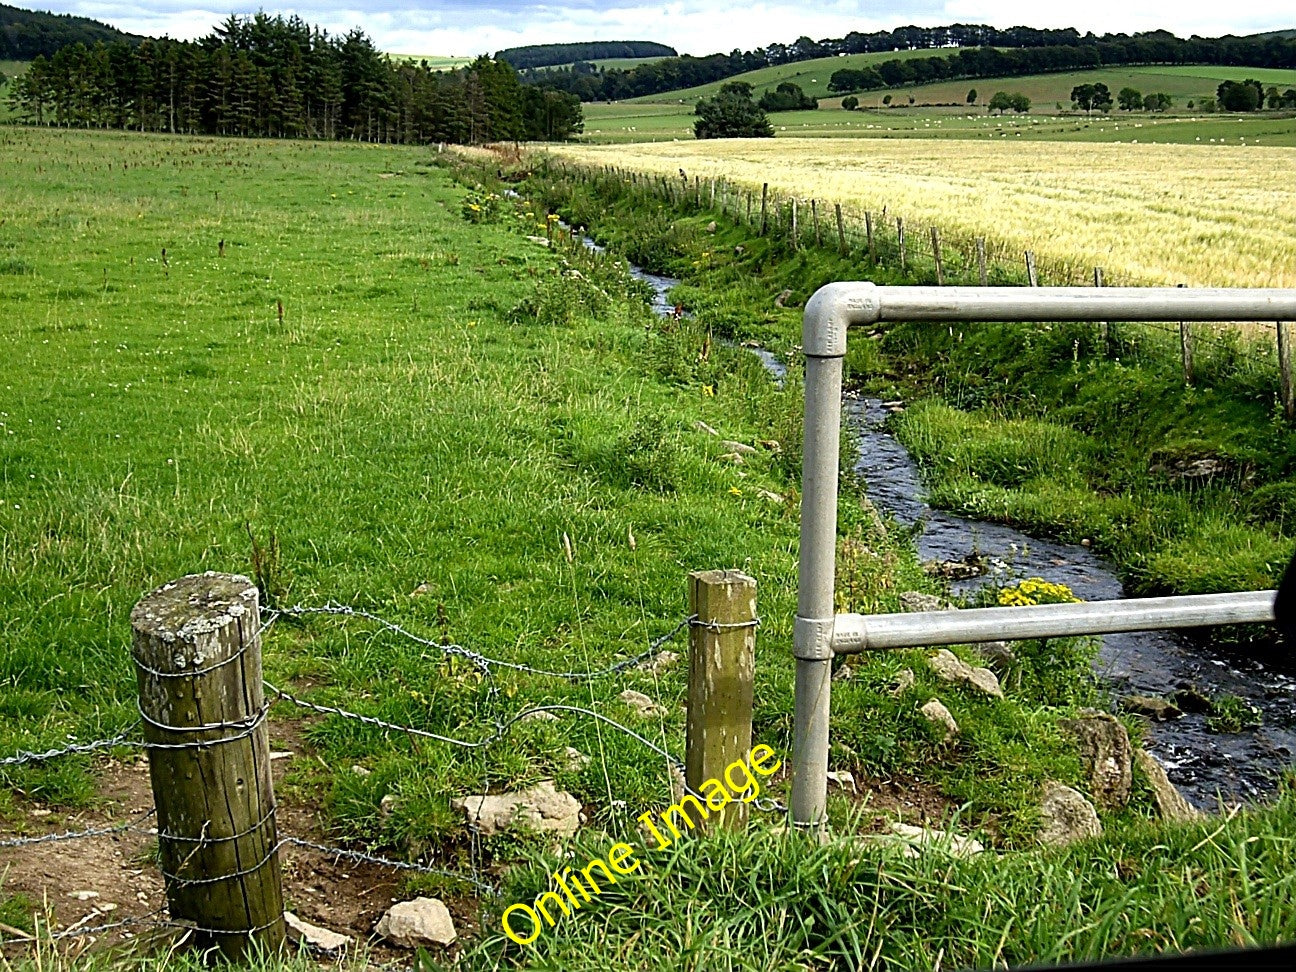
xmin=496 ymin=41 xmax=676 ymax=71
xmin=525 ymin=24 xmax=1296 ymax=101
xmin=4 ymin=13 xmax=583 ymax=143
xmin=0 ymin=2 xmax=142 ymax=59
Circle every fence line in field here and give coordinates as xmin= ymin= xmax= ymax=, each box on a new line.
xmin=550 ymin=161 xmax=1295 ymax=413
xmin=1 ymin=573 xmax=777 ymax=953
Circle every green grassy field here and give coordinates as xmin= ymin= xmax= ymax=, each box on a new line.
xmin=582 ymin=98 xmax=1296 ymax=145
xmin=629 ymin=48 xmax=951 ymax=104
xmin=871 ymin=64 xmax=1296 ymax=111
xmin=536 ymin=56 xmax=669 ymax=71
xmin=387 ymin=54 xmax=474 ymax=69
xmin=3 ymin=129 xmax=1296 ymax=967
xmin=581 ymin=62 xmax=1296 ymax=144
xmin=0 ymin=60 xmax=26 ymax=122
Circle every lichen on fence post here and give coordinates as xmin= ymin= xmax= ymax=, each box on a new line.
xmin=130 ymin=572 xmax=285 ymax=960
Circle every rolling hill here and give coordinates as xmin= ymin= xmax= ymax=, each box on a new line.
xmin=0 ymin=2 xmax=143 ymax=59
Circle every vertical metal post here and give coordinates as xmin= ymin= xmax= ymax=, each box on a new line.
xmin=791 ymin=287 xmax=856 ymax=831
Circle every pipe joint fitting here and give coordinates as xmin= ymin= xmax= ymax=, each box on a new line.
xmin=793 ymin=615 xmax=836 ymax=661
xmin=802 ymin=282 xmax=879 ymax=358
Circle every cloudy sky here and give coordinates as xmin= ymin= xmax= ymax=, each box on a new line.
xmin=32 ymin=1 xmax=1296 ymax=57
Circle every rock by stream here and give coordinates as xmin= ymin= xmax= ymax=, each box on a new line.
xmin=606 ymin=239 xmax=1295 ymax=810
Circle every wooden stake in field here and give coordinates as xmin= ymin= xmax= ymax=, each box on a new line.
xmin=1178 ymin=284 xmax=1194 ymax=384
xmin=930 ymin=226 xmax=944 ymax=285
xmin=811 ymin=199 xmax=822 ymax=248
xmin=1094 ymin=267 xmax=1108 ymax=347
xmin=760 ymin=183 xmax=769 ymax=236
xmin=897 ymin=217 xmax=906 ymax=272
xmin=686 ymin=570 xmax=756 ymax=832
xmin=131 ymin=573 xmax=285 ymax=960
xmin=976 ymin=237 xmax=988 ymax=286
xmin=834 ymin=203 xmax=846 ymax=255
xmin=866 ymin=211 xmax=876 ymax=264
xmin=791 ymin=198 xmax=799 ymax=249
xmin=1278 ymin=321 xmax=1295 ymax=421
xmin=1025 ymin=250 xmax=1038 ymax=287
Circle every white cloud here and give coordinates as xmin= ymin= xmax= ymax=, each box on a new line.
xmin=24 ymin=1 xmax=1296 ymax=55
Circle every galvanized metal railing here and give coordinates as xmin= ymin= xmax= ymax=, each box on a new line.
xmin=790 ymin=284 xmax=1296 ymax=831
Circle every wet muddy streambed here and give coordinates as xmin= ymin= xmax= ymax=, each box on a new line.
xmin=581 ymin=232 xmax=1295 ymax=808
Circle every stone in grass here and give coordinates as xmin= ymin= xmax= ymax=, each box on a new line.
xmin=977 ymin=642 xmax=1018 ymax=675
xmin=889 ymin=822 xmax=985 ymax=858
xmin=563 ymin=747 xmax=591 ymax=772
xmin=899 ymin=591 xmax=956 ymax=613
xmin=520 ymin=709 xmax=560 ymax=724
xmin=285 ymin=911 xmax=350 ymax=954
xmin=1059 ymin=711 xmax=1132 ymax=809
xmin=1134 ymin=749 xmax=1204 ymax=823
xmin=1037 ymin=782 xmax=1102 ymax=847
xmin=890 ymin=668 xmax=915 ymax=696
xmin=620 ymin=689 xmax=665 ymax=717
xmin=920 ymin=698 xmax=959 ymax=741
xmin=637 ymin=650 xmax=679 ymax=674
xmin=927 ymin=649 xmax=1004 ymax=699
xmin=375 ymin=897 xmax=457 ymax=949
xmin=453 ymin=780 xmax=582 ymax=837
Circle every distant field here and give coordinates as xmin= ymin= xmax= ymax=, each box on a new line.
xmin=874 ymin=64 xmax=1296 ymax=111
xmin=630 ymin=48 xmax=955 ymax=104
xmin=535 ymin=56 xmax=668 ymax=71
xmin=0 ymin=61 xmax=26 ymax=122
xmin=581 ymin=99 xmax=1296 ymax=146
xmin=388 ymin=54 xmax=474 ymax=69
xmin=551 ymin=137 xmax=1296 ymax=288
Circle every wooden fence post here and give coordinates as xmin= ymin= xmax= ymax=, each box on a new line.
xmin=131 ymin=572 xmax=285 ymax=959
xmin=811 ymin=199 xmax=822 ymax=247
xmin=976 ymin=237 xmax=988 ymax=286
xmin=759 ymin=183 xmax=769 ymax=236
xmin=1278 ymin=321 xmax=1295 ymax=421
xmin=930 ymin=226 xmax=944 ymax=285
xmin=1025 ymin=250 xmax=1038 ymax=287
xmin=865 ymin=211 xmax=876 ymax=264
xmin=1177 ymin=284 xmax=1194 ymax=384
xmin=686 ymin=570 xmax=756 ymax=832
xmin=834 ymin=203 xmax=846 ymax=255
xmin=790 ymin=198 xmax=799 ymax=249
xmin=1094 ymin=267 xmax=1108 ymax=346
xmin=897 ymin=217 xmax=906 ymax=272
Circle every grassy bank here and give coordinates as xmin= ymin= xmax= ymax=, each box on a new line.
xmin=3 ymin=130 xmax=1296 ymax=969
xmin=524 ymin=160 xmax=1296 ymax=603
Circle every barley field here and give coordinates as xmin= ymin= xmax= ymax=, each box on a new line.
xmin=551 ymin=138 xmax=1296 ymax=288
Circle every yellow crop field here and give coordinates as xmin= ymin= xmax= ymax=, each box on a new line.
xmin=550 ymin=139 xmax=1296 ymax=288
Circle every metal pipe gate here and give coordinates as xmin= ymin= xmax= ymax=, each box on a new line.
xmin=791 ymin=283 xmax=1296 ymax=830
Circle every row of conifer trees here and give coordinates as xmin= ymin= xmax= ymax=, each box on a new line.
xmin=4 ymin=13 xmax=583 ymax=144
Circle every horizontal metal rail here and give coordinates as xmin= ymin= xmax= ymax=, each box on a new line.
xmin=802 ymin=285 xmax=1296 ymax=354
xmin=832 ymin=591 xmax=1277 ymax=654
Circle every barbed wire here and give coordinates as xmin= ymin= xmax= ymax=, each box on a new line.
xmin=280 ymin=837 xmax=497 ymax=895
xmin=0 ymin=729 xmax=139 ymax=769
xmin=0 ymin=819 xmax=138 ymax=849
xmin=277 ymin=603 xmax=690 ymax=681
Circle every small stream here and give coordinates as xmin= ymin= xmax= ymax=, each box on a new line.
xmin=587 ymin=234 xmax=1295 ymax=808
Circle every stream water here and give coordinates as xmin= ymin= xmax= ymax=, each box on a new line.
xmin=611 ymin=254 xmax=1295 ymax=810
